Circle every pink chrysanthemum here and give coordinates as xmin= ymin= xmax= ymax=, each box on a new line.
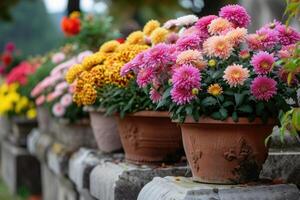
xmin=246 ymin=34 xmax=262 ymax=51
xmin=144 ymin=43 xmax=177 ymax=68
xmin=203 ymin=35 xmax=233 ymax=59
xmin=194 ymin=15 xmax=218 ymax=35
xmin=251 ymin=76 xmax=277 ymax=101
xmin=276 ymin=24 xmax=300 ymax=46
xmin=251 ymin=51 xmax=275 ymax=74
xmin=121 ymin=52 xmax=145 ymax=76
xmin=165 ymin=32 xmax=179 ymax=44
xmin=35 ymin=95 xmax=46 ymax=106
xmin=278 ymin=44 xmax=296 ymax=59
xmin=163 ymin=19 xmax=177 ymax=29
xmin=171 ymin=87 xmax=196 ymax=105
xmin=149 ymin=88 xmax=162 ymax=103
xmin=176 ymin=50 xmax=207 ymax=69
xmin=136 ymin=67 xmax=155 ymax=88
xmin=176 ymin=34 xmax=202 ymax=51
xmin=225 ymin=27 xmax=247 ymax=45
xmin=256 ymin=27 xmax=279 ymax=50
xmin=171 ymin=64 xmax=201 ymax=89
xmin=219 ymin=4 xmax=251 ymax=28
xmin=52 ymin=103 xmax=66 ymax=117
xmin=208 ymin=17 xmax=233 ymax=35
xmin=60 ymin=93 xmax=73 ymax=107
xmin=223 ymin=64 xmax=249 ymax=87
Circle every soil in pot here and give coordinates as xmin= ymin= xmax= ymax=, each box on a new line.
xmin=89 ymin=111 xmax=122 ymax=153
xmin=180 ymin=117 xmax=275 ymax=184
xmin=116 ymin=111 xmax=183 ymax=165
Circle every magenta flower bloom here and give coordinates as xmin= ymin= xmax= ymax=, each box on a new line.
xmin=251 ymin=51 xmax=275 ymax=74
xmin=276 ymin=24 xmax=300 ymax=46
xmin=251 ymin=76 xmax=277 ymax=101
xmin=219 ymin=4 xmax=251 ymax=28
xmin=136 ymin=67 xmax=155 ymax=88
xmin=149 ymin=88 xmax=162 ymax=103
xmin=144 ymin=43 xmax=177 ymax=68
xmin=171 ymin=87 xmax=196 ymax=105
xmin=5 ymin=42 xmax=16 ymax=52
xmin=256 ymin=27 xmax=279 ymax=50
xmin=121 ymin=52 xmax=145 ymax=76
xmin=176 ymin=34 xmax=202 ymax=51
xmin=172 ymin=64 xmax=201 ymax=90
xmin=194 ymin=15 xmax=218 ymax=35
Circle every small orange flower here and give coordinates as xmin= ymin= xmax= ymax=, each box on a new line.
xmin=207 ymin=84 xmax=223 ymax=96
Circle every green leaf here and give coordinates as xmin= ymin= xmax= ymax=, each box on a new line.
xmin=201 ymin=97 xmax=217 ymax=106
xmin=234 ymin=93 xmax=245 ymax=106
xmin=219 ymin=107 xmax=228 ymax=119
xmin=223 ymin=101 xmax=234 ymax=107
xmin=232 ymin=111 xmax=238 ymax=122
xmin=238 ymin=105 xmax=253 ymax=113
xmin=211 ymin=111 xmax=222 ymax=120
xmin=256 ymin=102 xmax=264 ymax=115
xmin=185 ymin=106 xmax=193 ymax=115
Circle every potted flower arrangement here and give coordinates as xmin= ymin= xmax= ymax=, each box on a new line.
xmin=123 ymin=5 xmax=300 ymax=183
xmin=31 ymin=51 xmax=98 ymax=149
xmin=0 ymin=82 xmax=37 ymax=146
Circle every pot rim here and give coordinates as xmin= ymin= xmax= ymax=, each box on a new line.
xmin=179 ymin=116 xmax=277 ymax=125
xmin=127 ymin=111 xmax=170 ymax=118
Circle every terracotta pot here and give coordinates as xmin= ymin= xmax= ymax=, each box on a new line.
xmin=11 ymin=117 xmax=38 ymax=146
xmin=180 ymin=117 xmax=276 ymax=184
xmin=36 ymin=106 xmax=52 ymax=134
xmin=89 ymin=111 xmax=122 ymax=152
xmin=52 ymin=119 xmax=97 ymax=149
xmin=116 ymin=111 xmax=183 ymax=164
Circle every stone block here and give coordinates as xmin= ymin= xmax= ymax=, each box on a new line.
xmin=79 ymin=189 xmax=96 ymax=200
xmin=90 ymin=161 xmax=191 ymax=200
xmin=138 ymin=176 xmax=300 ymax=200
xmin=269 ymin=126 xmax=300 ymax=149
xmin=35 ymin=133 xmax=53 ymax=162
xmin=41 ymin=164 xmax=58 ymax=200
xmin=57 ymin=175 xmax=78 ymax=200
xmin=27 ymin=129 xmax=40 ymax=155
xmin=260 ymin=149 xmax=300 ymax=187
xmin=1 ymin=140 xmax=41 ymax=195
xmin=47 ymin=142 xmax=74 ymax=176
xmin=68 ymin=148 xmax=108 ymax=190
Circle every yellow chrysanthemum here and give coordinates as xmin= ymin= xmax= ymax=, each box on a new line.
xmin=82 ymin=52 xmax=105 ymax=70
xmin=150 ymin=27 xmax=169 ymax=45
xmin=65 ymin=64 xmax=83 ymax=84
xmin=81 ymin=83 xmax=97 ymax=105
xmin=126 ymin=31 xmax=145 ymax=45
xmin=26 ymin=108 xmax=37 ymax=119
xmin=143 ymin=20 xmax=160 ymax=36
xmin=99 ymin=40 xmax=120 ymax=53
xmin=69 ymin=11 xmax=80 ymax=19
xmin=15 ymin=96 xmax=29 ymax=113
xmin=207 ymin=84 xmax=223 ymax=96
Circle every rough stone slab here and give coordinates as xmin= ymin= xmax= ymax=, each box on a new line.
xmin=79 ymin=189 xmax=96 ymax=200
xmin=1 ymin=140 xmax=41 ymax=195
xmin=47 ymin=142 xmax=74 ymax=176
xmin=90 ymin=161 xmax=191 ymax=200
xmin=68 ymin=148 xmax=106 ymax=190
xmin=260 ymin=149 xmax=300 ymax=187
xmin=138 ymin=176 xmax=300 ymax=200
xmin=42 ymin=164 xmax=58 ymax=200
xmin=27 ymin=128 xmax=40 ymax=155
xmin=57 ymin=175 xmax=78 ymax=200
xmin=35 ymin=133 xmax=53 ymax=162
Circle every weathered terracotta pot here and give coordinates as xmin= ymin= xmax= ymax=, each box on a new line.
xmin=52 ymin=119 xmax=97 ymax=149
xmin=89 ymin=111 xmax=122 ymax=152
xmin=36 ymin=106 xmax=52 ymax=134
xmin=11 ymin=117 xmax=38 ymax=146
xmin=116 ymin=111 xmax=183 ymax=164
xmin=180 ymin=117 xmax=276 ymax=184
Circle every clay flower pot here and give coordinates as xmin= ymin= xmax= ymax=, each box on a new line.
xmin=116 ymin=111 xmax=183 ymax=164
xmin=11 ymin=117 xmax=38 ymax=146
xmin=36 ymin=106 xmax=52 ymax=134
xmin=180 ymin=117 xmax=276 ymax=184
xmin=89 ymin=111 xmax=122 ymax=152
xmin=52 ymin=119 xmax=97 ymax=149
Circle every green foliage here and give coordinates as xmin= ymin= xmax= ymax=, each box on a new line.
xmin=284 ymin=0 xmax=300 ymax=26
xmin=99 ymin=80 xmax=157 ymax=118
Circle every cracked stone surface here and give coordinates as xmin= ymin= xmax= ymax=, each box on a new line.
xmin=138 ymin=176 xmax=300 ymax=200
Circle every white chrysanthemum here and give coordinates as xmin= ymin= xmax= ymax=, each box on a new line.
xmin=176 ymin=15 xmax=199 ymax=27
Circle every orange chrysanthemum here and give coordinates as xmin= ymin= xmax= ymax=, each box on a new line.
xmin=223 ymin=64 xmax=250 ymax=87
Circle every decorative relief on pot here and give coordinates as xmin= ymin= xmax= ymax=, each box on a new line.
xmin=191 ymin=149 xmax=202 ymax=172
xmin=223 ymin=137 xmax=259 ymax=183
xmin=122 ymin=123 xmax=139 ymax=148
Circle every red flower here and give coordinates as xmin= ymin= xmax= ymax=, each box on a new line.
xmin=2 ymin=52 xmax=12 ymax=66
xmin=116 ymin=38 xmax=125 ymax=43
xmin=5 ymin=42 xmax=16 ymax=53
xmin=61 ymin=16 xmax=81 ymax=36
xmin=5 ymin=61 xmax=37 ymax=85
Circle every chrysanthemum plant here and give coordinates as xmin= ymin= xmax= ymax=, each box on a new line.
xmin=31 ymin=51 xmax=93 ymax=122
xmin=123 ymin=4 xmax=300 ymax=123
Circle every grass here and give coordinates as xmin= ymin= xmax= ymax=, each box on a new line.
xmin=0 ymin=178 xmax=25 ymax=200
